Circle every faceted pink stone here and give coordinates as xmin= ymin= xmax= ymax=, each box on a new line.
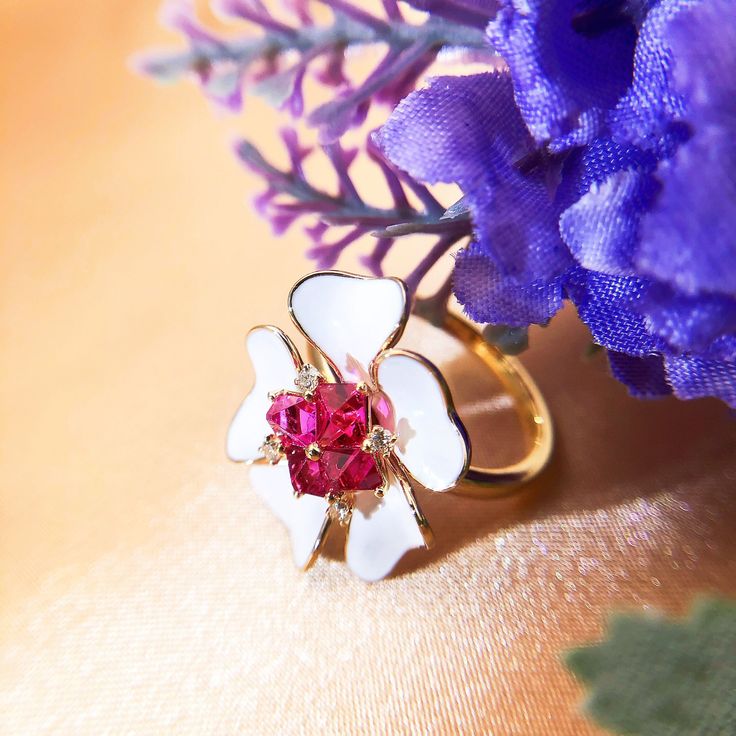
xmin=266 ymin=381 xmax=385 ymax=498
xmin=266 ymin=393 xmax=317 ymax=447
xmin=322 ymin=449 xmax=383 ymax=493
xmin=370 ymin=390 xmax=395 ymax=431
xmin=285 ymin=447 xmax=383 ymax=497
xmin=315 ymin=383 xmax=368 ymax=448
xmin=284 ymin=446 xmax=324 ymax=497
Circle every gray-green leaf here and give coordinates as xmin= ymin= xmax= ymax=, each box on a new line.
xmin=565 ymin=598 xmax=736 ymax=736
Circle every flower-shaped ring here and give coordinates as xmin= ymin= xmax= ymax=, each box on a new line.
xmin=227 ymin=271 xmax=553 ymax=581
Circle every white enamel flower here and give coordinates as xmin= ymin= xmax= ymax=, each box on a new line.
xmin=227 ymin=271 xmax=469 ymax=582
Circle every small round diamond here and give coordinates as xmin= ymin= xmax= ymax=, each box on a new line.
xmin=332 ymin=498 xmax=353 ymax=525
xmin=259 ymin=435 xmax=283 ymax=464
xmin=295 ymin=363 xmax=321 ymax=395
xmin=363 ymin=426 xmax=396 ymax=457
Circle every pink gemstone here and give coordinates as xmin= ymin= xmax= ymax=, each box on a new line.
xmin=284 ymin=447 xmax=383 ymax=498
xmin=322 ymin=449 xmax=383 ymax=493
xmin=266 ymin=393 xmax=317 ymax=447
xmin=315 ymin=383 xmax=368 ymax=448
xmin=267 ymin=382 xmax=385 ymax=498
xmin=284 ymin=446 xmax=326 ymax=497
xmin=370 ymin=390 xmax=395 ymax=431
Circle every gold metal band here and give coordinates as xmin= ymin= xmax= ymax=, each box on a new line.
xmin=439 ymin=313 xmax=553 ymax=498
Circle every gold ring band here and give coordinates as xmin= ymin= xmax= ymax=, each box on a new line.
xmin=439 ymin=313 xmax=553 ymax=498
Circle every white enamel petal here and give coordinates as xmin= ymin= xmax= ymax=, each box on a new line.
xmin=289 ymin=272 xmax=407 ymax=382
xmin=377 ymin=351 xmax=468 ymax=492
xmin=345 ymin=479 xmax=426 ymax=582
xmin=251 ymin=463 xmax=330 ymax=569
xmin=226 ymin=326 xmax=300 ymax=462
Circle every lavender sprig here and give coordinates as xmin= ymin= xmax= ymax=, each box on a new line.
xmin=237 ymin=128 xmax=471 ymax=282
xmin=138 ymin=1 xmax=483 ymax=303
xmin=136 ymin=0 xmax=491 ymax=141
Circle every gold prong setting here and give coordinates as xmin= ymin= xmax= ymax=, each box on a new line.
xmin=265 ymin=375 xmax=400 ymax=502
xmin=305 ymin=442 xmax=322 ymax=461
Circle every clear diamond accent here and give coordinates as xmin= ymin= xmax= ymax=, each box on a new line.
xmin=259 ymin=435 xmax=283 ymax=464
xmin=364 ymin=426 xmax=396 ymax=457
xmin=294 ymin=363 xmax=321 ymax=394
xmin=332 ymin=498 xmax=353 ymax=525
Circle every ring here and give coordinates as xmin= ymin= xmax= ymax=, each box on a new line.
xmin=226 ymin=270 xmax=553 ymax=581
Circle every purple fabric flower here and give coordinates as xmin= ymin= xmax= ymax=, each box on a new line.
xmin=559 ymin=168 xmax=659 ymax=276
xmin=569 ymin=0 xmax=736 ymax=407
xmin=607 ymin=352 xmax=672 ymax=399
xmin=636 ymin=286 xmax=736 ymax=357
xmin=454 ymin=242 xmax=565 ymax=325
xmin=375 ymin=72 xmax=569 ymax=325
xmin=636 ymin=0 xmax=736 ymax=297
xmin=378 ymin=0 xmax=736 ymax=407
xmin=488 ymin=0 xmax=638 ymax=149
xmin=632 ymin=0 xmax=736 ymax=404
xmin=610 ymin=0 xmax=697 ymax=150
xmin=665 ymin=355 xmax=736 ymax=406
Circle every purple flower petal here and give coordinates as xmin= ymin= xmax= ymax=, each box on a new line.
xmin=454 ymin=242 xmax=563 ymax=325
xmin=488 ymin=0 xmax=637 ymax=149
xmin=607 ymin=351 xmax=672 ymax=399
xmin=564 ymin=267 xmax=663 ymax=355
xmin=665 ymin=354 xmax=736 ymax=407
xmin=637 ymin=128 xmax=736 ymax=296
xmin=377 ymin=72 xmax=532 ymax=185
xmin=556 ymin=135 xmax=658 ymax=207
xmin=704 ymin=336 xmax=736 ymax=363
xmin=377 ymin=72 xmax=571 ymax=285
xmin=560 ymin=168 xmax=658 ymax=276
xmin=465 ymin=169 xmax=570 ymax=282
xmin=636 ymin=0 xmax=736 ymax=296
xmin=610 ymin=0 xmax=695 ymax=149
xmin=636 ymin=285 xmax=736 ymax=355
xmin=667 ymin=0 xmax=736 ymax=124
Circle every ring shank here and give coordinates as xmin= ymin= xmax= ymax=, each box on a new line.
xmin=439 ymin=313 xmax=553 ymax=497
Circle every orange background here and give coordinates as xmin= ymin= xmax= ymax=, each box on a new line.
xmin=1 ymin=2 xmax=735 ymax=734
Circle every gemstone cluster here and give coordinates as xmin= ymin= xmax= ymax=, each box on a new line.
xmin=265 ymin=379 xmax=389 ymax=498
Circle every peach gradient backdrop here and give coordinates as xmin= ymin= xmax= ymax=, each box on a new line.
xmin=1 ymin=2 xmax=735 ymax=734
